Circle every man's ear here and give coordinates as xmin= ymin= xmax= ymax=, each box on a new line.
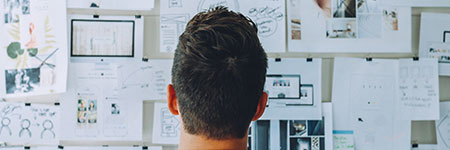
xmin=252 ymin=92 xmax=268 ymax=121
xmin=167 ymin=84 xmax=179 ymax=115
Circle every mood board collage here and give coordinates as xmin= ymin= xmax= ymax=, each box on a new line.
xmin=0 ymin=0 xmax=449 ymax=150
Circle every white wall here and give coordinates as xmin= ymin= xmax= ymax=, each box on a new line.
xmin=65 ymin=1 xmax=450 ymax=148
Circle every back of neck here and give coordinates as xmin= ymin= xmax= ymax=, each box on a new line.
xmin=178 ymin=130 xmax=247 ymax=150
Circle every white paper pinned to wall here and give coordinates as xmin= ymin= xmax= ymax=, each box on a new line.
xmin=152 ymin=102 xmax=181 ymax=145
xmin=67 ymin=0 xmax=154 ymax=11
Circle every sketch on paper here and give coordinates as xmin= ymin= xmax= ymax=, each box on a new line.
xmin=0 ymin=102 xmax=59 ymax=143
xmin=248 ymin=6 xmax=284 ymax=37
xmin=161 ymin=107 xmax=180 ymax=137
xmin=160 ymin=14 xmax=190 ymax=53
xmin=153 ymin=102 xmax=180 ymax=144
xmin=197 ymin=0 xmax=239 ymax=12
xmin=357 ymin=0 xmax=382 ymax=38
xmin=71 ymin=20 xmax=135 ymax=57
xmin=120 ymin=66 xmax=153 ymax=90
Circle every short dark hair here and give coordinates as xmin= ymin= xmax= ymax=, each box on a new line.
xmin=171 ymin=6 xmax=267 ymax=139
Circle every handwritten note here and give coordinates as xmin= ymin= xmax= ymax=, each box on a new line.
xmin=333 ymin=130 xmax=355 ymax=150
xmin=397 ymin=58 xmax=439 ymax=120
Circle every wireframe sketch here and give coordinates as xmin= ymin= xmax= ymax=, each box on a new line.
xmin=71 ymin=20 xmax=134 ymax=56
xmin=326 ymin=19 xmax=357 ymax=38
xmin=332 ymin=0 xmax=356 ymax=18
xmin=248 ymin=6 xmax=284 ymax=37
xmin=197 ymin=0 xmax=239 ymax=12
xmin=383 ymin=8 xmax=398 ymax=31
xmin=160 ymin=14 xmax=190 ymax=52
xmin=161 ymin=107 xmax=180 ymax=137
xmin=5 ymin=68 xmax=40 ymax=94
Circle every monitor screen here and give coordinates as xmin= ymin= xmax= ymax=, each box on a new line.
xmin=71 ymin=19 xmax=135 ymax=57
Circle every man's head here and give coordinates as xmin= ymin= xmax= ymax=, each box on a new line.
xmin=167 ymin=6 xmax=268 ymax=140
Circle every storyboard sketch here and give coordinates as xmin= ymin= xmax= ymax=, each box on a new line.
xmin=287 ymin=0 xmax=411 ymax=53
xmin=68 ymin=15 xmax=144 ymax=62
xmin=152 ymin=102 xmax=181 ymax=145
xmin=160 ymin=0 xmax=286 ymax=53
xmin=0 ymin=0 xmax=68 ymax=98
xmin=419 ymin=12 xmax=450 ymax=76
xmin=67 ymin=0 xmax=154 ymax=11
xmin=248 ymin=103 xmax=332 ymax=150
xmin=436 ymin=101 xmax=450 ymax=150
xmin=60 ymin=62 xmax=142 ymax=141
xmin=0 ymin=102 xmax=60 ymax=144
xmin=332 ymin=57 xmax=413 ymax=150
xmin=117 ymin=59 xmax=173 ymax=101
xmin=261 ymin=58 xmax=322 ymax=120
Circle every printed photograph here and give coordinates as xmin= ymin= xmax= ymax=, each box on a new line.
xmin=3 ymin=0 xmax=21 ymax=23
xmin=326 ymin=19 xmax=357 ymax=38
xmin=332 ymin=0 xmax=356 ymax=18
xmin=313 ymin=0 xmax=332 ymax=18
xmin=77 ymin=99 xmax=87 ymax=123
xmin=111 ymin=103 xmax=120 ymax=115
xmin=290 ymin=0 xmax=302 ymax=40
xmin=383 ymin=8 xmax=398 ymax=31
xmin=87 ymin=100 xmax=97 ymax=123
xmin=5 ymin=68 xmax=40 ymax=94
xmin=290 ymin=120 xmax=307 ymax=136
xmin=290 ymin=137 xmax=311 ymax=150
xmin=22 ymin=0 xmax=30 ymax=14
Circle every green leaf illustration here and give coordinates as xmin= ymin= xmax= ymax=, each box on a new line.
xmin=27 ymin=48 xmax=38 ymax=57
xmin=7 ymin=42 xmax=24 ymax=59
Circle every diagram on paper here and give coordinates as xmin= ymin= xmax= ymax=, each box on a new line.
xmin=152 ymin=102 xmax=180 ymax=144
xmin=0 ymin=102 xmax=59 ymax=144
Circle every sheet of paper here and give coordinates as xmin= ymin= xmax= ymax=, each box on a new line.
xmin=0 ymin=0 xmax=68 ymax=98
xmin=0 ymin=147 xmax=24 ymax=150
xmin=152 ymin=102 xmax=181 ymax=145
xmin=67 ymin=0 xmax=154 ymax=11
xmin=436 ymin=101 xmax=450 ymax=150
xmin=68 ymin=15 xmax=144 ymax=62
xmin=250 ymin=103 xmax=332 ymax=150
xmin=117 ymin=59 xmax=173 ymax=101
xmin=411 ymin=144 xmax=438 ymax=150
xmin=287 ymin=0 xmax=411 ymax=53
xmin=397 ymin=58 xmax=440 ymax=120
xmin=419 ymin=12 xmax=450 ymax=76
xmin=332 ymin=57 xmax=411 ymax=150
xmin=159 ymin=0 xmax=285 ymax=53
xmin=30 ymin=146 xmax=60 ymax=150
xmin=333 ymin=130 xmax=355 ymax=150
xmin=60 ymin=62 xmax=142 ymax=141
xmin=0 ymin=102 xmax=60 ymax=144
xmin=261 ymin=58 xmax=322 ymax=120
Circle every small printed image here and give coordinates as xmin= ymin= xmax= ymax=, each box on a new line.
xmin=3 ymin=0 xmax=21 ymax=23
xmin=290 ymin=137 xmax=311 ymax=150
xmin=111 ymin=103 xmax=120 ymax=115
xmin=308 ymin=118 xmax=325 ymax=136
xmin=290 ymin=120 xmax=307 ymax=136
xmin=291 ymin=19 xmax=302 ymax=40
xmin=5 ymin=68 xmax=40 ymax=94
xmin=300 ymin=89 xmax=308 ymax=97
xmin=77 ymin=99 xmax=87 ymax=123
xmin=383 ymin=8 xmax=399 ymax=31
xmin=332 ymin=0 xmax=356 ymax=18
xmin=313 ymin=0 xmax=332 ymax=18
xmin=326 ymin=19 xmax=357 ymax=38
xmin=22 ymin=0 xmax=30 ymax=14
xmin=87 ymin=100 xmax=97 ymax=124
